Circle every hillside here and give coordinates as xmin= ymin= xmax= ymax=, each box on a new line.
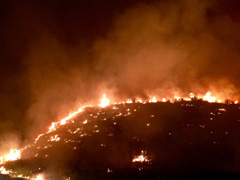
xmin=2 ymin=100 xmax=240 ymax=179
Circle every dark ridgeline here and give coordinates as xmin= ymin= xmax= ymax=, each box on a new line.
xmin=3 ymin=100 xmax=240 ymax=180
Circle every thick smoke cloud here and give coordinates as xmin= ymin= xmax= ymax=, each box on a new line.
xmin=93 ymin=0 xmax=240 ymax=99
xmin=0 ymin=0 xmax=240 ymax=142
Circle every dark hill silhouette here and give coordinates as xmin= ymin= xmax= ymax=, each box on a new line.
xmin=2 ymin=100 xmax=240 ymax=179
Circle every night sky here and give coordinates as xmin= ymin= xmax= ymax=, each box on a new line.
xmin=0 ymin=0 xmax=240 ymax=147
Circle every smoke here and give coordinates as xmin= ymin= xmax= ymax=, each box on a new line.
xmin=1 ymin=0 xmax=240 ymax=141
xmin=93 ymin=0 xmax=240 ymax=98
xmin=26 ymin=0 xmax=240 ymax=137
xmin=0 ymin=133 xmax=21 ymax=156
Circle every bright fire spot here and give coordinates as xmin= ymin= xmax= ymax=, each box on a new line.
xmin=190 ymin=93 xmax=194 ymax=98
xmin=35 ymin=134 xmax=44 ymax=143
xmin=48 ymin=108 xmax=83 ymax=133
xmin=83 ymin=120 xmax=88 ymax=124
xmin=235 ymin=100 xmax=238 ymax=104
xmin=60 ymin=108 xmax=83 ymax=126
xmin=0 ymin=166 xmax=10 ymax=174
xmin=32 ymin=174 xmax=45 ymax=180
xmin=135 ymin=98 xmax=143 ymax=103
xmin=100 ymin=94 xmax=110 ymax=108
xmin=174 ymin=95 xmax=181 ymax=101
xmin=49 ymin=135 xmax=60 ymax=142
xmin=150 ymin=96 xmax=157 ymax=103
xmin=132 ymin=150 xmax=150 ymax=162
xmin=48 ymin=122 xmax=57 ymax=133
xmin=5 ymin=149 xmax=21 ymax=162
xmin=126 ymin=99 xmax=133 ymax=104
xmin=218 ymin=108 xmax=227 ymax=112
xmin=162 ymin=98 xmax=167 ymax=102
xmin=203 ymin=92 xmax=216 ymax=103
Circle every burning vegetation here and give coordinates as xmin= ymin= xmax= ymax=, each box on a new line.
xmin=0 ymin=93 xmax=240 ymax=179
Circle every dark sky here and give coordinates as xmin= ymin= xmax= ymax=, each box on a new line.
xmin=0 ymin=0 xmax=240 ymax=146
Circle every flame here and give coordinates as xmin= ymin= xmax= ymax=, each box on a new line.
xmin=190 ymin=93 xmax=194 ymax=98
xmin=149 ymin=96 xmax=157 ymax=103
xmin=60 ymin=108 xmax=83 ymax=126
xmin=0 ymin=92 xmax=238 ymax=179
xmin=126 ymin=99 xmax=133 ymax=104
xmin=162 ymin=98 xmax=167 ymax=102
xmin=174 ymin=95 xmax=181 ymax=101
xmin=32 ymin=174 xmax=45 ymax=180
xmin=48 ymin=108 xmax=83 ymax=133
xmin=132 ymin=150 xmax=150 ymax=162
xmin=49 ymin=135 xmax=60 ymax=142
xmin=0 ymin=166 xmax=10 ymax=174
xmin=4 ymin=149 xmax=21 ymax=162
xmin=99 ymin=94 xmax=110 ymax=108
xmin=203 ymin=92 xmax=216 ymax=103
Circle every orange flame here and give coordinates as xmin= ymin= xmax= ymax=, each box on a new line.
xmin=132 ymin=150 xmax=150 ymax=162
xmin=4 ymin=149 xmax=21 ymax=162
xmin=99 ymin=94 xmax=110 ymax=108
xmin=32 ymin=174 xmax=45 ymax=180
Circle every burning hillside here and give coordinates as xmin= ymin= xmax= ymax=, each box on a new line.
xmin=0 ymin=94 xmax=240 ymax=179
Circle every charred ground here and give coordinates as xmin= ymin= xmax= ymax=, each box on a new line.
xmin=2 ymin=100 xmax=240 ymax=179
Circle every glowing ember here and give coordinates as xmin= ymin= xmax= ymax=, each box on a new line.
xmin=218 ymin=108 xmax=227 ymax=112
xmin=49 ymin=135 xmax=60 ymax=142
xmin=100 ymin=94 xmax=110 ymax=108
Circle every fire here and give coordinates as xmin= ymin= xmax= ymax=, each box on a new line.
xmin=126 ymin=99 xmax=133 ymax=103
xmin=48 ymin=108 xmax=83 ymax=133
xmin=49 ymin=135 xmax=60 ymax=142
xmin=149 ymin=96 xmax=157 ymax=103
xmin=4 ymin=149 xmax=21 ymax=162
xmin=48 ymin=122 xmax=57 ymax=133
xmin=99 ymin=94 xmax=110 ymax=108
xmin=162 ymin=98 xmax=167 ymax=102
xmin=190 ymin=93 xmax=194 ymax=98
xmin=174 ymin=95 xmax=181 ymax=101
xmin=203 ymin=92 xmax=216 ymax=103
xmin=32 ymin=174 xmax=45 ymax=180
xmin=0 ymin=92 xmax=238 ymax=179
xmin=132 ymin=150 xmax=150 ymax=162
xmin=0 ymin=166 xmax=10 ymax=174
xmin=60 ymin=108 xmax=83 ymax=126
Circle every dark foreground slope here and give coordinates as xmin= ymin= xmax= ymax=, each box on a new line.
xmin=3 ymin=100 xmax=240 ymax=179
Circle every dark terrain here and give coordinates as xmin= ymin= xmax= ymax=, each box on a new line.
xmin=2 ymin=100 xmax=240 ymax=179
